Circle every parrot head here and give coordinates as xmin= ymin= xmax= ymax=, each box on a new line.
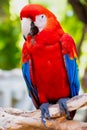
xmin=20 ymin=4 xmax=64 ymax=45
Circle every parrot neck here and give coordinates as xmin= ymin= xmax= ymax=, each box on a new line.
xmin=27 ymin=29 xmax=64 ymax=46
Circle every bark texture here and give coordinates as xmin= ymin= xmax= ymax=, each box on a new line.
xmin=0 ymin=93 xmax=87 ymax=130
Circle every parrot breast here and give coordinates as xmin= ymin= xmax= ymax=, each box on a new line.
xmin=30 ymin=41 xmax=70 ymax=104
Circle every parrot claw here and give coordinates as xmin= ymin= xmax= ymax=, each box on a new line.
xmin=40 ymin=103 xmax=50 ymax=127
xmin=58 ymin=98 xmax=71 ymax=120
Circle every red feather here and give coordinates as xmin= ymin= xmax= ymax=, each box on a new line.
xmin=22 ymin=40 xmax=70 ymax=104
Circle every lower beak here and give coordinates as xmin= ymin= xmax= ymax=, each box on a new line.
xmin=28 ymin=22 xmax=39 ymax=36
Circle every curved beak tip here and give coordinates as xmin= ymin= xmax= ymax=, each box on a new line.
xmin=23 ymin=35 xmax=27 ymax=40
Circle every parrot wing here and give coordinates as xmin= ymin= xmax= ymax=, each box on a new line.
xmin=22 ymin=61 xmax=40 ymax=108
xmin=60 ymin=33 xmax=80 ymax=97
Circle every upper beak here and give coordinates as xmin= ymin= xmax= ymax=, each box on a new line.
xmin=21 ymin=18 xmax=39 ymax=41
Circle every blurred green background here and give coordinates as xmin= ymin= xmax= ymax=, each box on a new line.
xmin=0 ymin=1 xmax=87 ymax=90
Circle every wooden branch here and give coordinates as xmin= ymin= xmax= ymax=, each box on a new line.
xmin=0 ymin=93 xmax=87 ymax=130
xmin=49 ymin=93 xmax=87 ymax=118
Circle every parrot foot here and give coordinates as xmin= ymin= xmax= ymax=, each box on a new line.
xmin=40 ymin=103 xmax=50 ymax=127
xmin=58 ymin=98 xmax=71 ymax=120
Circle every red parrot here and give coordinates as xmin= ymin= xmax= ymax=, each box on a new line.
xmin=20 ymin=4 xmax=80 ymax=125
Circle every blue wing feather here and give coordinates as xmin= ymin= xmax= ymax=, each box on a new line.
xmin=64 ymin=54 xmax=80 ymax=97
xmin=22 ymin=61 xmax=40 ymax=108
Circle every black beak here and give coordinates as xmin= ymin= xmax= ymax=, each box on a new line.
xmin=28 ymin=22 xmax=39 ymax=36
xmin=23 ymin=35 xmax=27 ymax=41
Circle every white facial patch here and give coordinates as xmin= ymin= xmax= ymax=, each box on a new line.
xmin=34 ymin=14 xmax=47 ymax=32
xmin=21 ymin=18 xmax=32 ymax=38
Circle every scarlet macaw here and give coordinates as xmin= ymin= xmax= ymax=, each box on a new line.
xmin=20 ymin=4 xmax=80 ymax=125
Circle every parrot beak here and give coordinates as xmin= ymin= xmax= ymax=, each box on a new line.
xmin=23 ymin=35 xmax=27 ymax=41
xmin=21 ymin=18 xmax=39 ymax=40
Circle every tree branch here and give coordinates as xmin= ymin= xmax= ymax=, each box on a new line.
xmin=68 ymin=0 xmax=87 ymax=24
xmin=0 ymin=93 xmax=87 ymax=130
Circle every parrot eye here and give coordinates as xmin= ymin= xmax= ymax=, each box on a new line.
xmin=36 ymin=14 xmax=46 ymax=21
xmin=34 ymin=14 xmax=47 ymax=32
xmin=41 ymin=15 xmax=44 ymax=18
xmin=41 ymin=14 xmax=45 ymax=19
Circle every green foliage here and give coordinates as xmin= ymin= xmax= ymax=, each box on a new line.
xmin=80 ymin=0 xmax=87 ymax=4
xmin=0 ymin=17 xmax=21 ymax=70
xmin=61 ymin=5 xmax=84 ymax=45
xmin=0 ymin=0 xmax=21 ymax=70
xmin=0 ymin=0 xmax=9 ymax=16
